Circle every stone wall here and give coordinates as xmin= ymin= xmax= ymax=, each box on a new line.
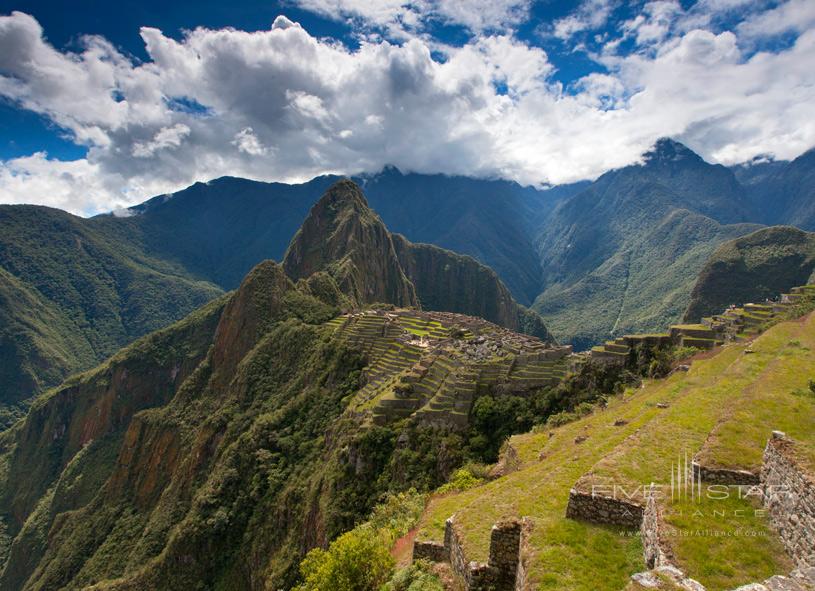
xmin=693 ymin=461 xmax=759 ymax=485
xmin=761 ymin=431 xmax=815 ymax=568
xmin=565 ymin=488 xmax=644 ymax=529
xmin=412 ymin=515 xmax=528 ymax=591
xmin=641 ymin=484 xmax=672 ymax=569
xmin=412 ymin=540 xmax=448 ymax=562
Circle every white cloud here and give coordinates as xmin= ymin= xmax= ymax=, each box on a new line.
xmin=0 ymin=153 xmax=126 ymax=215
xmin=132 ymin=123 xmax=191 ymax=157
xmin=621 ymin=1 xmax=683 ymax=47
xmin=737 ymin=0 xmax=815 ymax=39
xmin=0 ymin=8 xmax=813 ymax=214
xmin=291 ymin=0 xmax=531 ymax=37
xmin=551 ymin=0 xmax=618 ymax=41
xmin=232 ymin=127 xmax=269 ymax=156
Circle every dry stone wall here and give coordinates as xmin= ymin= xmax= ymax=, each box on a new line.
xmin=761 ymin=431 xmax=815 ymax=569
xmin=565 ymin=488 xmax=644 ymax=528
xmin=412 ymin=515 xmax=529 ymax=590
xmin=693 ymin=461 xmax=760 ymax=485
xmin=641 ymin=484 xmax=673 ymax=569
xmin=412 ymin=540 xmax=448 ymax=562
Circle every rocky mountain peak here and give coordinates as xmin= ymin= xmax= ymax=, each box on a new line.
xmin=283 ymin=179 xmax=418 ymax=307
xmin=310 ymin=178 xmax=371 ymax=214
xmin=643 ymin=137 xmax=704 ymax=166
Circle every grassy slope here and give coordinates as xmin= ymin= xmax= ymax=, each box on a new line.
xmin=415 ymin=313 xmax=815 ymax=591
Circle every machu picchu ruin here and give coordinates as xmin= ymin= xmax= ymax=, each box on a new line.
xmin=326 ymin=308 xmax=572 ymax=429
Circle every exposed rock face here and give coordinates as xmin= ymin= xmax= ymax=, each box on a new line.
xmin=392 ymin=236 xmax=514 ymax=326
xmin=392 ymin=235 xmax=553 ymax=341
xmin=283 ymin=179 xmax=417 ymax=308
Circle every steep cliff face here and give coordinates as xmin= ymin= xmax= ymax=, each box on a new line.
xmin=0 ymin=262 xmax=361 ymax=590
xmin=391 ymin=235 xmax=552 ymax=341
xmin=283 ymin=179 xmax=417 ymax=308
xmin=684 ymin=226 xmax=815 ymax=322
xmin=0 ymin=295 xmax=227 ymax=589
xmin=285 ymin=180 xmax=553 ymax=342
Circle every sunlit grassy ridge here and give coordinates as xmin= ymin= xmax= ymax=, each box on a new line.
xmin=414 ymin=313 xmax=815 ymax=590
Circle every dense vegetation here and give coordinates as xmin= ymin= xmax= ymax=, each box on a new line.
xmin=0 ymin=183 xmax=562 ymax=590
xmin=533 ymin=139 xmax=761 ymax=349
xmin=684 ymin=225 xmax=815 ymax=322
xmin=0 ymin=205 xmax=222 ymax=411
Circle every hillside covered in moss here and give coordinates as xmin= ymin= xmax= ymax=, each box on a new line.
xmin=684 ymin=226 xmax=815 ymax=322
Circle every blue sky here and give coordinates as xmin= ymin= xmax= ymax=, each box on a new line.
xmin=0 ymin=0 xmax=814 ymax=214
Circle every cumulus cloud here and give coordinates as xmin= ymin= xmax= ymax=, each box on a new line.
xmin=232 ymin=127 xmax=269 ymax=156
xmin=0 ymin=153 xmax=127 ymax=214
xmin=0 ymin=4 xmax=813 ymax=215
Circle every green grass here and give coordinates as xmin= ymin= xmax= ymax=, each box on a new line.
xmin=664 ymin=489 xmax=792 ymax=590
xmin=696 ymin=314 xmax=815 ymax=473
xmin=414 ymin=313 xmax=815 ymax=590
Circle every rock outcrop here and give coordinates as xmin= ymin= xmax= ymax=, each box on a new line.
xmin=283 ymin=179 xmax=417 ymax=308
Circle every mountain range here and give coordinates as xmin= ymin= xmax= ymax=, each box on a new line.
xmin=2 ymin=138 xmax=815 ymax=416
xmin=2 ymin=138 xmax=815 ymax=590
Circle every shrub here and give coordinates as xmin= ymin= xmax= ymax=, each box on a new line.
xmin=367 ymin=490 xmax=426 ymax=542
xmin=437 ymin=466 xmax=485 ymax=494
xmin=297 ymin=527 xmax=394 ymax=591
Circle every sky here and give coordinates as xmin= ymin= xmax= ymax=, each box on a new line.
xmin=0 ymin=0 xmax=814 ymax=215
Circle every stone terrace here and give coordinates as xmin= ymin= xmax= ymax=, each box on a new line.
xmin=326 ymin=309 xmax=572 ymax=429
xmin=412 ymin=311 xmax=815 ymax=591
xmin=591 ymin=284 xmax=815 ymax=364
